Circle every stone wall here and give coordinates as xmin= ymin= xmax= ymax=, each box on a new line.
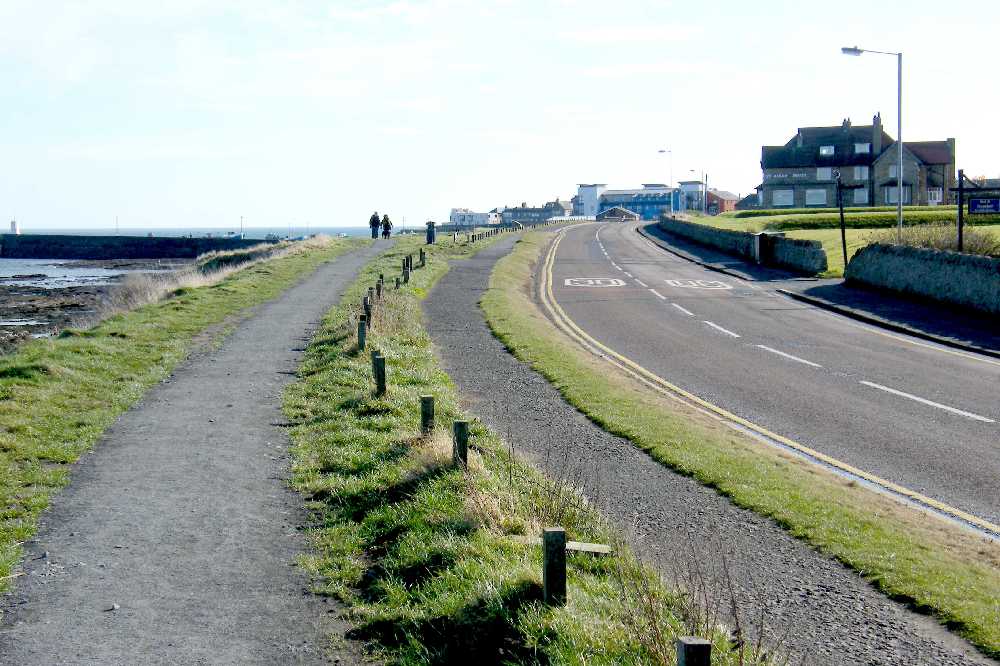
xmin=0 ymin=234 xmax=268 ymax=260
xmin=845 ymin=243 xmax=1000 ymax=314
xmin=657 ymin=217 xmax=827 ymax=275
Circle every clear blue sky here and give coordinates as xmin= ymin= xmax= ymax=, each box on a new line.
xmin=2 ymin=0 xmax=997 ymax=230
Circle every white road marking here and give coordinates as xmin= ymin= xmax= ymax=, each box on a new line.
xmin=634 ymin=279 xmax=648 ymax=288
xmin=757 ymin=345 xmax=823 ymax=368
xmin=665 ymin=279 xmax=732 ymax=290
xmin=612 ymin=263 xmax=622 ymax=271
xmin=649 ymin=289 xmax=666 ymax=300
xmin=564 ymin=278 xmax=626 ymax=287
xmin=624 ymin=272 xmax=633 ymax=278
xmin=672 ymin=303 xmax=695 ymax=316
xmin=859 ymin=381 xmax=995 ymax=423
xmin=703 ymin=321 xmax=741 ymax=338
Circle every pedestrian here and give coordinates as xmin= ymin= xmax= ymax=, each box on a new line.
xmin=381 ymin=214 xmax=393 ymax=239
xmin=369 ymin=211 xmax=380 ymax=239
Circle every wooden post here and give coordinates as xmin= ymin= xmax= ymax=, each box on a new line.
xmin=363 ymin=296 xmax=371 ymax=324
xmin=379 ymin=272 xmax=384 ymax=284
xmin=403 ymin=268 xmax=410 ymax=284
xmin=357 ymin=316 xmax=367 ymax=351
xmin=395 ymin=277 xmax=400 ymax=289
xmin=368 ymin=286 xmax=375 ymax=307
xmin=370 ymin=348 xmax=380 ymax=375
xmin=452 ymin=420 xmax=469 ymax=467
xmin=543 ymin=528 xmax=567 ymax=606
xmin=374 ymin=354 xmax=386 ymax=397
xmin=420 ymin=395 xmax=434 ymax=433
xmin=402 ymin=257 xmax=407 ymax=273
xmin=376 ymin=281 xmax=382 ymax=299
xmin=676 ymin=637 xmax=712 ymax=666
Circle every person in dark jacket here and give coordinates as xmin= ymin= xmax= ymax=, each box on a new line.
xmin=381 ymin=214 xmax=393 ymax=238
xmin=369 ymin=211 xmax=381 ymax=239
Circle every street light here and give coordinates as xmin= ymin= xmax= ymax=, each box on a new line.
xmin=657 ymin=148 xmax=673 ymax=187
xmin=842 ymin=45 xmax=904 ymax=243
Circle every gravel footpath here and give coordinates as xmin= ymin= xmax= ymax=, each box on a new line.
xmin=0 ymin=241 xmax=389 ymax=664
xmin=422 ymin=234 xmax=994 ymax=666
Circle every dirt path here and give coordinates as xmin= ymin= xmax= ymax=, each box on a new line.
xmin=0 ymin=241 xmax=388 ymax=664
xmin=422 ymin=235 xmax=994 ymax=666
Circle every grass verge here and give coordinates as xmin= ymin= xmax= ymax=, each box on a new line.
xmin=0 ymin=237 xmax=363 ymax=584
xmin=480 ymin=230 xmax=1000 ymax=658
xmin=283 ymin=232 xmax=767 ymax=664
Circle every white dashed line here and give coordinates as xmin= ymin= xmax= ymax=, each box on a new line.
xmin=624 ymin=272 xmax=633 ymax=278
xmin=757 ymin=345 xmax=823 ymax=368
xmin=634 ymin=279 xmax=648 ymax=288
xmin=703 ymin=321 xmax=741 ymax=338
xmin=671 ymin=303 xmax=694 ymax=316
xmin=859 ymin=381 xmax=995 ymax=423
xmin=649 ymin=289 xmax=666 ymax=300
xmin=612 ymin=264 xmax=622 ymax=271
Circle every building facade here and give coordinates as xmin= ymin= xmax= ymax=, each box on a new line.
xmin=500 ymin=199 xmax=571 ymax=226
xmin=595 ymin=184 xmax=682 ymax=221
xmin=574 ymin=184 xmax=607 ymax=216
xmin=706 ymin=189 xmax=739 ymax=214
xmin=759 ymin=114 xmax=956 ymax=208
xmin=450 ymin=208 xmax=502 ymax=227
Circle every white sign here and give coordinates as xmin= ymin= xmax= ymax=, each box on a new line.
xmin=664 ymin=279 xmax=732 ymax=290
xmin=564 ymin=278 xmax=626 ymax=287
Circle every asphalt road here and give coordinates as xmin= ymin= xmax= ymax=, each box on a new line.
xmin=549 ymin=222 xmax=1000 ymax=527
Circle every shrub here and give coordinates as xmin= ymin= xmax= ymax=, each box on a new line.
xmin=866 ymin=224 xmax=1000 ymax=256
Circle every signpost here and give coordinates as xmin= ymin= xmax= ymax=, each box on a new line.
xmin=951 ymin=170 xmax=1000 ymax=253
xmin=833 ymin=171 xmax=863 ymax=268
xmin=969 ymin=198 xmax=1000 ymax=214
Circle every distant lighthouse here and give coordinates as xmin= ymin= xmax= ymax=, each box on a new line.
xmin=10 ymin=219 xmax=19 ymax=235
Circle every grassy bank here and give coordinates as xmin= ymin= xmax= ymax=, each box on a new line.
xmin=283 ymin=233 xmax=766 ymax=664
xmin=480 ymin=230 xmax=1000 ymax=658
xmin=0 ymin=237 xmax=363 ymax=584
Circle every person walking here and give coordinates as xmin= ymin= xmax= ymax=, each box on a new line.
xmin=369 ymin=211 xmax=380 ymax=239
xmin=381 ymin=214 xmax=393 ymax=239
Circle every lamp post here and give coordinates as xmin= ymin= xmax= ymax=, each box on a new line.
xmin=842 ymin=45 xmax=903 ymax=243
xmin=658 ymin=148 xmax=674 ymax=213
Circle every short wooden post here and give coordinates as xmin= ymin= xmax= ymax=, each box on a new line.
xmin=370 ymin=348 xmax=380 ymax=375
xmin=420 ymin=395 xmax=434 ymax=433
xmin=395 ymin=277 xmax=401 ymax=289
xmin=419 ymin=248 xmax=425 ymax=266
xmin=676 ymin=638 xmax=712 ymax=666
xmin=373 ymin=354 xmax=386 ymax=397
xmin=379 ymin=272 xmax=384 ymax=284
xmin=403 ymin=268 xmax=410 ymax=284
xmin=357 ymin=316 xmax=367 ymax=351
xmin=376 ymin=281 xmax=382 ymax=299
xmin=452 ymin=420 xmax=469 ymax=467
xmin=402 ymin=257 xmax=407 ymax=273
xmin=363 ymin=296 xmax=371 ymax=324
xmin=543 ymin=528 xmax=567 ymax=606
xmin=368 ymin=286 xmax=375 ymax=307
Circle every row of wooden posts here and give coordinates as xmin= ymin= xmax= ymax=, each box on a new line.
xmin=357 ymin=232 xmax=714 ymax=666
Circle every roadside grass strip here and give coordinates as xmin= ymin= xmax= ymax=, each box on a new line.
xmin=0 ymin=238 xmax=362 ymax=586
xmin=283 ymin=233 xmax=767 ymax=664
xmin=480 ymin=231 xmax=1000 ymax=659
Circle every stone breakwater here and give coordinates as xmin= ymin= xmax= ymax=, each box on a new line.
xmin=1 ymin=234 xmax=269 ymax=260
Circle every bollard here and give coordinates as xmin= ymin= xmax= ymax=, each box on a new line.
xmin=452 ymin=420 xmax=469 ymax=467
xmin=543 ymin=528 xmax=567 ymax=606
xmin=676 ymin=638 xmax=712 ymax=666
xmin=368 ymin=286 xmax=375 ymax=306
xmin=376 ymin=281 xmax=382 ymax=299
xmin=370 ymin=348 xmax=380 ymax=375
xmin=363 ymin=296 xmax=371 ymax=325
xmin=420 ymin=395 xmax=435 ymax=433
xmin=374 ymin=353 xmax=386 ymax=397
xmin=379 ymin=272 xmax=384 ymax=284
xmin=419 ymin=248 xmax=425 ymax=267
xmin=407 ymin=254 xmax=413 ymax=271
xmin=402 ymin=257 xmax=407 ymax=273
xmin=357 ymin=316 xmax=367 ymax=351
xmin=403 ymin=268 xmax=410 ymax=284
xmin=395 ymin=277 xmax=400 ymax=289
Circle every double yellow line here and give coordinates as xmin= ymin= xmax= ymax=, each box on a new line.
xmin=539 ymin=224 xmax=1000 ymax=538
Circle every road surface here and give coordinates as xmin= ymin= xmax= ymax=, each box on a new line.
xmin=547 ymin=222 xmax=1000 ymax=528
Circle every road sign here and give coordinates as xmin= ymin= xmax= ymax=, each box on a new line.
xmin=969 ymin=198 xmax=1000 ymax=214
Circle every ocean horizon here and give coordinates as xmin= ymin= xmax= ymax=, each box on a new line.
xmin=1 ymin=226 xmax=428 ymax=240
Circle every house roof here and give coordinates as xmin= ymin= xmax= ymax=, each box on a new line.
xmin=762 ymin=118 xmax=894 ymax=169
xmin=708 ymin=189 xmax=739 ymax=201
xmin=899 ymin=140 xmax=953 ymax=165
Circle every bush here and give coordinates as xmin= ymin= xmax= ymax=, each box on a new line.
xmin=866 ymin=224 xmax=1000 ymax=256
xmin=759 ymin=210 xmax=1000 ymax=230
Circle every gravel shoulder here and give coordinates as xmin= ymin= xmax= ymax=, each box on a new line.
xmin=422 ymin=233 xmax=995 ymax=666
xmin=0 ymin=241 xmax=389 ymax=664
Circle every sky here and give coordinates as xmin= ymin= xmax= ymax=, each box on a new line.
xmin=2 ymin=0 xmax=998 ymax=231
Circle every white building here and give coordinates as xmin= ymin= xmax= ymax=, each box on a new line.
xmin=449 ymin=208 xmax=500 ymax=227
xmin=10 ymin=219 xmax=20 ymax=235
xmin=574 ymin=184 xmax=607 ymax=217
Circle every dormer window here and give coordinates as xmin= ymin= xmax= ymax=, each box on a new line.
xmin=855 ymin=142 xmax=871 ymax=154
xmin=819 ymin=145 xmax=835 ymax=156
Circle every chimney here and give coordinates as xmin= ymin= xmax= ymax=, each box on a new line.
xmin=872 ymin=113 xmax=883 ymax=154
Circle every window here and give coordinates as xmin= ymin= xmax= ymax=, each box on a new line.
xmin=816 ymin=167 xmax=832 ymax=181
xmin=772 ymin=189 xmax=794 ymax=207
xmin=854 ymin=166 xmax=869 ymax=180
xmin=889 ymin=164 xmax=905 ymax=178
xmin=819 ymin=145 xmax=834 ymax=156
xmin=884 ymin=186 xmax=912 ymax=204
xmin=855 ymin=142 xmax=871 ymax=154
xmin=805 ymin=189 xmax=827 ymax=206
xmin=853 ymin=188 xmax=869 ymax=204
xmin=927 ymin=187 xmax=943 ymax=204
